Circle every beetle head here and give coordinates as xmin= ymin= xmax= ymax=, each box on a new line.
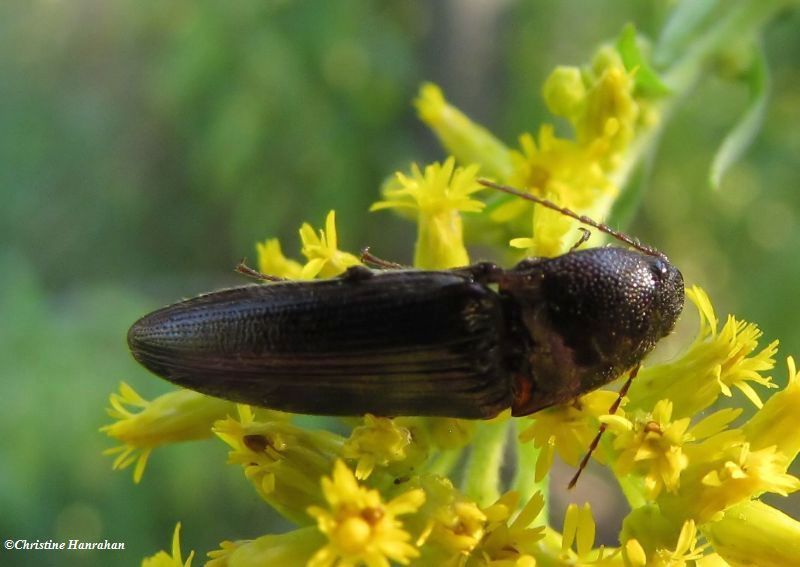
xmin=502 ymin=247 xmax=684 ymax=415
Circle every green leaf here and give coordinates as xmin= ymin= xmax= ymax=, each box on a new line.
xmin=616 ymin=24 xmax=671 ymax=97
xmin=655 ymin=0 xmax=720 ymax=66
xmin=709 ymin=42 xmax=770 ymax=190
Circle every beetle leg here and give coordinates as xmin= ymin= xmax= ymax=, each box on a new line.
xmin=234 ymin=259 xmax=286 ymax=282
xmin=569 ymin=228 xmax=592 ymax=252
xmin=360 ymin=247 xmax=408 ymax=270
xmin=568 ymin=365 xmax=640 ymax=489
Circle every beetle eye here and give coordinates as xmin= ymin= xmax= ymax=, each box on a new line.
xmin=651 ymin=259 xmax=668 ymax=278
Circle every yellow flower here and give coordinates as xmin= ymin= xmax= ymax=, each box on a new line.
xmin=371 ymin=157 xmax=483 ymax=269
xmin=743 ymin=356 xmax=800 ymax=461
xmin=694 ymin=553 xmax=730 ymax=567
xmin=307 ymin=460 xmax=425 ymax=567
xmin=415 ymin=83 xmax=513 ymax=180
xmin=423 ymin=417 xmax=477 ymax=451
xmin=699 ymin=443 xmax=798 ymax=498
xmin=462 ymin=491 xmax=545 ymax=566
xmin=206 ymin=527 xmax=324 ymax=567
xmin=695 ymin=554 xmax=730 ymax=567
xmin=542 ymin=66 xmax=587 ymax=123
xmin=256 ymin=238 xmax=304 ymax=279
xmin=627 ymin=286 xmax=778 ymax=419
xmin=501 ymin=127 xmax=616 ymax=257
xmin=508 ymin=126 xmax=614 ymax=212
xmin=578 ymin=47 xmax=639 ymax=163
xmin=605 ymin=399 xmax=742 ymax=498
xmin=142 ymin=523 xmax=194 ymax=567
xmin=495 ymin=51 xmax=639 ymax=258
xmin=213 ymin=405 xmax=343 ymax=525
xmin=543 ymin=47 xmax=640 ymax=166
xmin=507 ymin=187 xmax=577 ymax=259
xmin=342 ymin=415 xmax=427 ymax=480
xmin=623 ymin=520 xmax=706 ymax=567
xmin=660 ymin=442 xmax=800 ymax=524
xmin=519 ymin=390 xmax=620 ymax=481
xmin=101 ymin=383 xmax=234 ymax=483
xmin=702 ymin=500 xmax=800 ymax=567
xmin=415 ymin=56 xmax=646 ymax=261
xmin=406 ymin=475 xmax=487 ymax=561
xmin=299 ymin=210 xmax=361 ymax=279
xmin=557 ymin=503 xmax=618 ymax=565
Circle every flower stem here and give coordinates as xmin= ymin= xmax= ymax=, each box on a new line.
xmin=424 ymin=448 xmax=464 ymax=478
xmin=611 ymin=0 xmax=792 ymax=221
xmin=512 ymin=421 xmax=550 ymax=524
xmin=660 ymin=0 xmax=792 ymax=93
xmin=462 ymin=419 xmax=510 ymax=507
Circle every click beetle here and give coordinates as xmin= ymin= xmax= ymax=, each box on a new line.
xmin=127 ymin=180 xmax=685 ymax=421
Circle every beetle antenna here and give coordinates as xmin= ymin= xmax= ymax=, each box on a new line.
xmin=568 ymin=365 xmax=639 ymax=489
xmin=477 ymin=179 xmax=667 ymax=260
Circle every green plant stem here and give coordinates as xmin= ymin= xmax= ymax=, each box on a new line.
xmin=614 ymin=0 xmax=792 ymax=190
xmin=661 ymin=0 xmax=791 ymax=94
xmin=512 ymin=421 xmax=550 ymax=525
xmin=462 ymin=419 xmax=510 ymax=507
xmin=424 ymin=448 xmax=463 ymax=478
xmin=657 ymin=0 xmax=790 ymax=136
xmin=617 ymin=473 xmax=648 ymax=511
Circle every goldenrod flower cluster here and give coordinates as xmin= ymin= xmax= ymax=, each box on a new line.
xmin=102 ymin=20 xmax=800 ymax=567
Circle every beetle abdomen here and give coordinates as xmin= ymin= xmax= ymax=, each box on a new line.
xmin=128 ymin=271 xmax=512 ymax=418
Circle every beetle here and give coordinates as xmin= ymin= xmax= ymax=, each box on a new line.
xmin=127 ymin=180 xmax=685 ymax=421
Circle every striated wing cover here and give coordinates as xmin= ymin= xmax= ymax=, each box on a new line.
xmin=128 ymin=271 xmax=512 ymax=418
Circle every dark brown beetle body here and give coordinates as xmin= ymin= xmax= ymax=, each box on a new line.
xmin=127 ymin=247 xmax=684 ymax=418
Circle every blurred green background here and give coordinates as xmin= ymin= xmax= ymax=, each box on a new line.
xmin=1 ymin=1 xmax=798 ymax=565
